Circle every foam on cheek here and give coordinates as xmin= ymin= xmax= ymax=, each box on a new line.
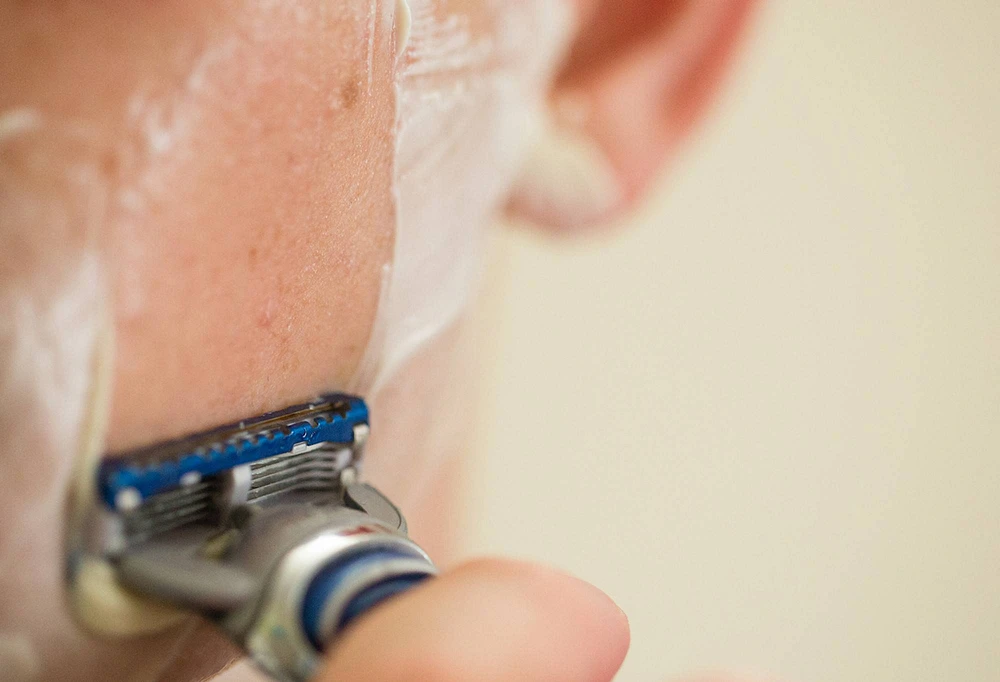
xmin=0 ymin=111 xmax=109 ymax=678
xmin=375 ymin=0 xmax=576 ymax=390
xmin=356 ymin=0 xmax=576 ymax=498
xmin=113 ymin=42 xmax=236 ymax=318
xmin=0 ymin=108 xmax=193 ymax=678
xmin=0 ymin=109 xmax=106 ymax=558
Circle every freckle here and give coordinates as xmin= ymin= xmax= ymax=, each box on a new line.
xmin=100 ymin=150 xmax=118 ymax=179
xmin=248 ymin=246 xmax=258 ymax=267
xmin=340 ymin=79 xmax=360 ymax=110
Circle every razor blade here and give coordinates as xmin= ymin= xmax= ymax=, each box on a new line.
xmin=69 ymin=394 xmax=436 ymax=682
xmin=96 ymin=395 xmax=369 ymax=539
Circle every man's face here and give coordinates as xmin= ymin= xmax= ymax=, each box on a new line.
xmin=1 ymin=1 xmax=573 ymax=678
xmin=0 ymin=1 xmax=755 ymax=679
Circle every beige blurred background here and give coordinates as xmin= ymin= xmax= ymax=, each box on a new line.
xmin=464 ymin=2 xmax=1000 ymax=681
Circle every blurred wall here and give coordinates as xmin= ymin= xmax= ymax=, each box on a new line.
xmin=465 ymin=2 xmax=1000 ymax=681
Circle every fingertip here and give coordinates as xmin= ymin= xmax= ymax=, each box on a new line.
xmin=458 ymin=558 xmax=631 ymax=678
xmin=318 ymin=558 xmax=629 ymax=682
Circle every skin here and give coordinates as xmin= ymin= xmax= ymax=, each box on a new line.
xmin=1 ymin=0 xmax=397 ymax=446
xmin=0 ymin=1 xmax=759 ymax=680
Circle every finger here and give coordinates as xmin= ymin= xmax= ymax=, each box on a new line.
xmin=317 ymin=558 xmax=630 ymax=682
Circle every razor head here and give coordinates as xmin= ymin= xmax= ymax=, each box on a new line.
xmin=100 ymin=394 xmax=368 ymax=510
xmin=70 ymin=393 xmax=435 ymax=682
xmin=95 ymin=394 xmax=369 ymax=551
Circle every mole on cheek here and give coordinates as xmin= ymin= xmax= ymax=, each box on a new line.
xmin=99 ymin=149 xmax=119 ymax=180
xmin=339 ymin=78 xmax=360 ymax=110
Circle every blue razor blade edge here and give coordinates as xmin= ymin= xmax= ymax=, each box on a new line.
xmin=98 ymin=394 xmax=368 ymax=508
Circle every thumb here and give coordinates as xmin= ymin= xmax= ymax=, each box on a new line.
xmin=316 ymin=558 xmax=630 ymax=682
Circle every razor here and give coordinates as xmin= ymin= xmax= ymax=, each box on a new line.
xmin=66 ymin=394 xmax=435 ymax=681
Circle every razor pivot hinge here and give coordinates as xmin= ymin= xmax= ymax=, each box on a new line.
xmin=73 ymin=395 xmax=436 ymax=682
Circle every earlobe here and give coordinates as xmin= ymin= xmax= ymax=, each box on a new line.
xmin=507 ymin=0 xmax=760 ymax=232
xmin=505 ymin=103 xmax=626 ymax=234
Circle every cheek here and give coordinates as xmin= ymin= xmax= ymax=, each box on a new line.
xmin=100 ymin=0 xmax=400 ymax=448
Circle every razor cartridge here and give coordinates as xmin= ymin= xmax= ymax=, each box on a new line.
xmin=69 ymin=394 xmax=435 ymax=682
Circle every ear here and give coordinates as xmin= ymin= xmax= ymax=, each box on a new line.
xmin=507 ymin=0 xmax=760 ymax=231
